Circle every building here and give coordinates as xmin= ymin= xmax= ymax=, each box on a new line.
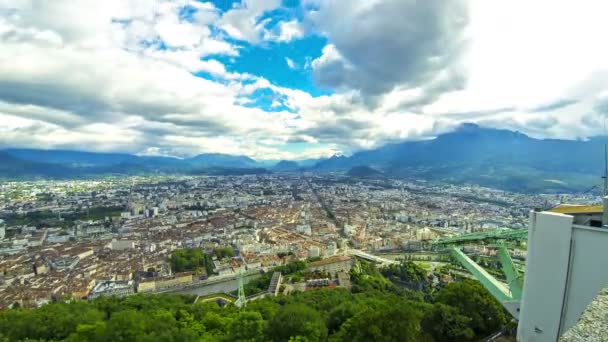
xmin=146 ymin=207 xmax=159 ymax=218
xmin=308 ymin=246 xmax=320 ymax=258
xmin=516 ymin=201 xmax=608 ymax=341
xmin=50 ymin=256 xmax=80 ymax=272
xmin=0 ymin=219 xmax=5 ymax=240
xmin=324 ymin=241 xmax=337 ymax=257
xmin=415 ymin=227 xmax=434 ymax=241
xmin=110 ymin=239 xmax=135 ymax=250
xmin=296 ymin=224 xmax=312 ymax=236
xmin=307 ymin=255 xmax=353 ymax=275
xmin=155 ymin=272 xmax=193 ymax=290
xmin=548 ymin=204 xmax=603 ymax=226
xmin=306 ymin=278 xmax=330 ymax=288
xmin=89 ymin=281 xmax=134 ymax=298
xmin=136 ymin=279 xmax=156 ymax=293
xmin=136 ymin=272 xmax=194 ymax=292
xmin=343 ymin=225 xmax=355 ymax=237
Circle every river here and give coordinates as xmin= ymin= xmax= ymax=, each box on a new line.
xmin=169 ymin=273 xmax=261 ymax=297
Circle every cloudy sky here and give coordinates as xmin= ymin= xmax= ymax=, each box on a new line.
xmin=1 ymin=0 xmax=607 ymax=160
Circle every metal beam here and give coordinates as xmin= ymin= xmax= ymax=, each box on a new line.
xmin=450 ymin=247 xmax=520 ymax=318
xmin=434 ymin=229 xmax=528 ymax=246
xmin=496 ymin=245 xmax=523 ymax=300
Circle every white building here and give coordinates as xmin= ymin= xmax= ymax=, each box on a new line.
xmin=343 ymin=224 xmax=355 ymax=237
xmin=0 ymin=219 xmax=5 ymax=240
xmin=110 ymin=239 xmax=135 ymax=250
xmin=517 ymin=203 xmax=608 ymax=341
xmin=415 ymin=227 xmax=433 ymax=241
xmin=324 ymin=241 xmax=337 ymax=257
xmin=308 ymin=246 xmax=320 ymax=258
xmin=296 ymin=224 xmax=312 ymax=236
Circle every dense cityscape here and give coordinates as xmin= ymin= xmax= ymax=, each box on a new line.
xmin=0 ymin=173 xmax=597 ymax=309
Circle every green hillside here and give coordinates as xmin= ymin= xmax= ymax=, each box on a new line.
xmin=0 ymin=261 xmax=509 ymax=342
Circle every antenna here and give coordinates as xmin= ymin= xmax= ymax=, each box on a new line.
xmin=602 ymin=147 xmax=608 ymax=197
xmin=235 ymin=270 xmax=247 ymax=308
xmin=602 ymin=117 xmax=608 ymax=197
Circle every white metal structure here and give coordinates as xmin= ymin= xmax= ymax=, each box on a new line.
xmin=517 ymin=210 xmax=608 ymax=341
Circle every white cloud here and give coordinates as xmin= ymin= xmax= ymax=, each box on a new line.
xmin=218 ymin=0 xmax=281 ymax=43
xmin=0 ymin=0 xmax=306 ymax=158
xmin=415 ymin=0 xmax=608 ymax=139
xmin=277 ymin=20 xmax=304 ymax=42
xmin=264 ymin=19 xmax=304 ymax=42
xmin=285 ymin=57 xmax=296 ymax=70
xmin=304 ymin=0 xmax=608 ymax=143
xmin=309 ymin=0 xmax=468 ymax=101
xmin=1 ymin=0 xmax=608 ymax=160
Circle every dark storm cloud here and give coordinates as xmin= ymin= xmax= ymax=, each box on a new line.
xmin=299 ymin=118 xmax=374 ymax=143
xmin=527 ymin=117 xmax=559 ymax=130
xmin=531 ymin=99 xmax=578 ymax=113
xmin=155 ymin=115 xmax=234 ymax=135
xmin=0 ymin=80 xmax=111 ymax=125
xmin=286 ymin=135 xmax=314 ymax=144
xmin=594 ymin=95 xmax=608 ymax=115
xmin=431 ymin=107 xmax=516 ymax=121
xmin=581 ymin=113 xmax=598 ymax=127
xmin=477 ymin=116 xmax=559 ymax=136
xmin=310 ymin=0 xmax=468 ymax=102
xmin=0 ymin=76 xmax=232 ymax=137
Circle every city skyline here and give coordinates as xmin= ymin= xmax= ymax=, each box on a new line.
xmin=1 ymin=0 xmax=608 ymax=160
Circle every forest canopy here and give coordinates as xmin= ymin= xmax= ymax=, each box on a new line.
xmin=0 ymin=261 xmax=509 ymax=342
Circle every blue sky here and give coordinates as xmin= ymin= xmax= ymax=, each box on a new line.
xmin=0 ymin=0 xmax=607 ymax=160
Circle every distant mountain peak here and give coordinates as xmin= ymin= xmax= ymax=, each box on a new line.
xmin=457 ymin=122 xmax=481 ymax=131
xmin=347 ymin=165 xmax=384 ymax=178
xmin=273 ymin=160 xmax=300 ymax=171
xmin=441 ymin=122 xmax=529 ymax=140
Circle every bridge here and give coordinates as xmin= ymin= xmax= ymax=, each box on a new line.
xmin=347 ymin=249 xmax=398 ymax=266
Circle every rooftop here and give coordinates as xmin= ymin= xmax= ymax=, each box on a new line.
xmin=308 ymin=255 xmax=352 ymax=267
xmin=548 ymin=205 xmax=603 ymax=215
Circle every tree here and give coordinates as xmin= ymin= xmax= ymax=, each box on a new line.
xmin=214 ymin=247 xmax=235 ymax=260
xmin=266 ymin=304 xmax=327 ymax=342
xmin=0 ymin=269 xmax=505 ymax=342
xmin=327 ymin=302 xmax=358 ymax=334
xmin=336 ymin=301 xmax=421 ymax=342
xmin=101 ymin=310 xmax=147 ymax=342
xmin=421 ymin=303 xmax=475 ymax=342
xmin=435 ymin=280 xmax=507 ymax=337
xmin=228 ymin=311 xmax=266 ymax=342
xmin=202 ymin=312 xmax=231 ymax=336
xmin=381 ymin=260 xmax=428 ymax=290
xmin=170 ymin=248 xmax=212 ymax=274
xmin=65 ymin=322 xmax=106 ymax=342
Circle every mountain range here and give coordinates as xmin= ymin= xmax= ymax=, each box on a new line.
xmin=314 ymin=124 xmax=605 ymax=192
xmin=2 ymin=124 xmax=606 ymax=192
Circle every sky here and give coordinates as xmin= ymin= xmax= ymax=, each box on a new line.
xmin=0 ymin=0 xmax=607 ymax=160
